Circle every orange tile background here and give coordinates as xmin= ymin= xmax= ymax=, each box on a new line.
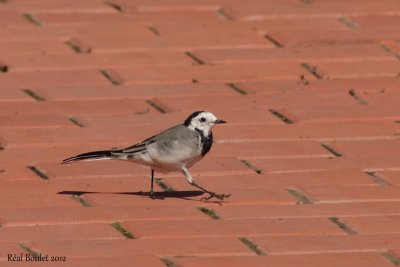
xmin=1 ymin=0 xmax=400 ymax=266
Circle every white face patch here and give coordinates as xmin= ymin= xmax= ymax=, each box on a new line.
xmin=187 ymin=112 xmax=218 ymax=136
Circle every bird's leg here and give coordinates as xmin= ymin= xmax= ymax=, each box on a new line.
xmin=150 ymin=169 xmax=154 ymax=193
xmin=181 ymin=167 xmax=230 ymax=201
xmin=148 ymin=169 xmax=157 ymax=199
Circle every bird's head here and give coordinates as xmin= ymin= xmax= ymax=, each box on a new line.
xmin=184 ymin=111 xmax=226 ymax=136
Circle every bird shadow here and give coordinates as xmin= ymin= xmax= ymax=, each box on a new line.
xmin=57 ymin=190 xmax=204 ymax=201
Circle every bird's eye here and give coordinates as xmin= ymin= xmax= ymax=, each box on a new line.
xmin=200 ymin=117 xmax=206 ymax=122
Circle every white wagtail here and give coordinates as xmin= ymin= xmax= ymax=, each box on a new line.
xmin=62 ymin=111 xmax=230 ymax=201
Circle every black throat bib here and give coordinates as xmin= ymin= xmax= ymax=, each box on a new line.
xmin=195 ymin=128 xmax=213 ymax=157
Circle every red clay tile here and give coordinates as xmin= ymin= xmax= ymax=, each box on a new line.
xmin=263 ymin=29 xmax=382 ymax=47
xmin=1 ymin=127 xmax=149 ymax=148
xmin=77 ymin=109 xmax=281 ymax=129
xmin=38 ymin=161 xmax=148 ymax=179
xmin=2 ymin=206 xmax=207 ymax=227
xmin=109 ymin=63 xmax=307 ymax=84
xmin=224 ymin=0 xmax=318 ymax=20
xmin=300 ymin=185 xmax=400 ymax=204
xmin=0 ymin=223 xmax=123 ymax=242
xmin=225 ymin=169 xmax=376 ymax=188
xmin=237 ymin=77 xmax=400 ymax=95
xmin=11 ymin=256 xmax=166 ymax=267
xmin=252 ymin=233 xmax=400 ymax=255
xmin=28 ymin=238 xmax=253 ymax=258
xmin=0 ymin=165 xmax=39 ymax=181
xmin=68 ymin=31 xmax=271 ymax=53
xmin=378 ymin=171 xmax=400 ymax=185
xmin=175 ymin=253 xmax=393 ymax=267
xmin=151 ymin=19 xmax=257 ymax=36
xmin=307 ymin=60 xmax=400 ymax=79
xmin=252 ymin=156 xmax=400 ymax=173
xmin=124 ymin=217 xmax=345 ymax=239
xmin=46 ymin=23 xmax=152 ymax=39
xmin=83 ymin=192 xmax=203 ymax=208
xmin=212 ymin=141 xmax=332 ymax=159
xmin=0 ymin=195 xmax=80 ymax=209
xmin=3 ymin=0 xmax=116 ymax=14
xmin=350 ymin=14 xmax=400 ymax=29
xmin=61 ymin=33 xmax=157 ymax=53
xmin=381 ymin=41 xmax=400 ymax=55
xmin=114 ymin=0 xmax=221 ymax=12
xmin=245 ymin=16 xmax=348 ymax=31
xmin=0 ymin=115 xmax=74 ymax=129
xmin=37 ymin=11 xmax=221 ymax=25
xmin=213 ymin=202 xmax=400 ymax=219
xmin=361 ymin=90 xmax=400 ymax=106
xmin=35 ymin=13 xmax=124 ymax=25
xmin=0 ymin=242 xmax=27 ymax=262
xmin=2 ymin=51 xmax=194 ymax=72
xmin=143 ymin=92 xmax=356 ymax=114
xmin=1 ymin=0 xmax=400 ymax=265
xmin=194 ymin=44 xmax=392 ymax=65
xmin=0 ymin=180 xmax=61 ymax=197
xmin=333 ymin=139 xmax=400 ymax=158
xmin=166 ymin=183 xmax=297 ymax=205
xmin=32 ymin=83 xmax=234 ymax=101
xmin=0 ymin=11 xmax=31 ymax=26
xmin=157 ymin=32 xmax=273 ymax=50
xmin=0 ymin=147 xmax=96 ymax=166
xmin=341 ymin=215 xmax=400 ymax=234
xmin=282 ymin=104 xmax=400 ymax=123
xmin=0 ymin=99 xmax=152 ymax=117
xmin=0 ymin=40 xmax=74 ymax=56
xmin=0 ymin=89 xmax=33 ymax=102
xmin=0 ymin=70 xmax=109 ymax=88
xmin=214 ymin=121 xmax=398 ymax=141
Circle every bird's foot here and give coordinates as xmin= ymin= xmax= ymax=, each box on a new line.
xmin=147 ymin=190 xmax=164 ymax=200
xmin=200 ymin=191 xmax=231 ymax=202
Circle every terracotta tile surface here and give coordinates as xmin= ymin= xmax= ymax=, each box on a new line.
xmin=1 ymin=0 xmax=400 ymax=266
xmin=174 ymin=253 xmax=394 ymax=267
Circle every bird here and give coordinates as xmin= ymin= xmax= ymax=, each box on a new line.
xmin=61 ymin=111 xmax=230 ymax=201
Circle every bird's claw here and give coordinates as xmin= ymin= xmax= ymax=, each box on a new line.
xmin=147 ymin=191 xmax=164 ymax=200
xmin=200 ymin=192 xmax=231 ymax=202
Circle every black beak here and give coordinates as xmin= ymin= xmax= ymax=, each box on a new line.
xmin=215 ymin=119 xmax=227 ymax=124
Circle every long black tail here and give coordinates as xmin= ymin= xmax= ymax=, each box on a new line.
xmin=61 ymin=150 xmax=117 ymax=164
